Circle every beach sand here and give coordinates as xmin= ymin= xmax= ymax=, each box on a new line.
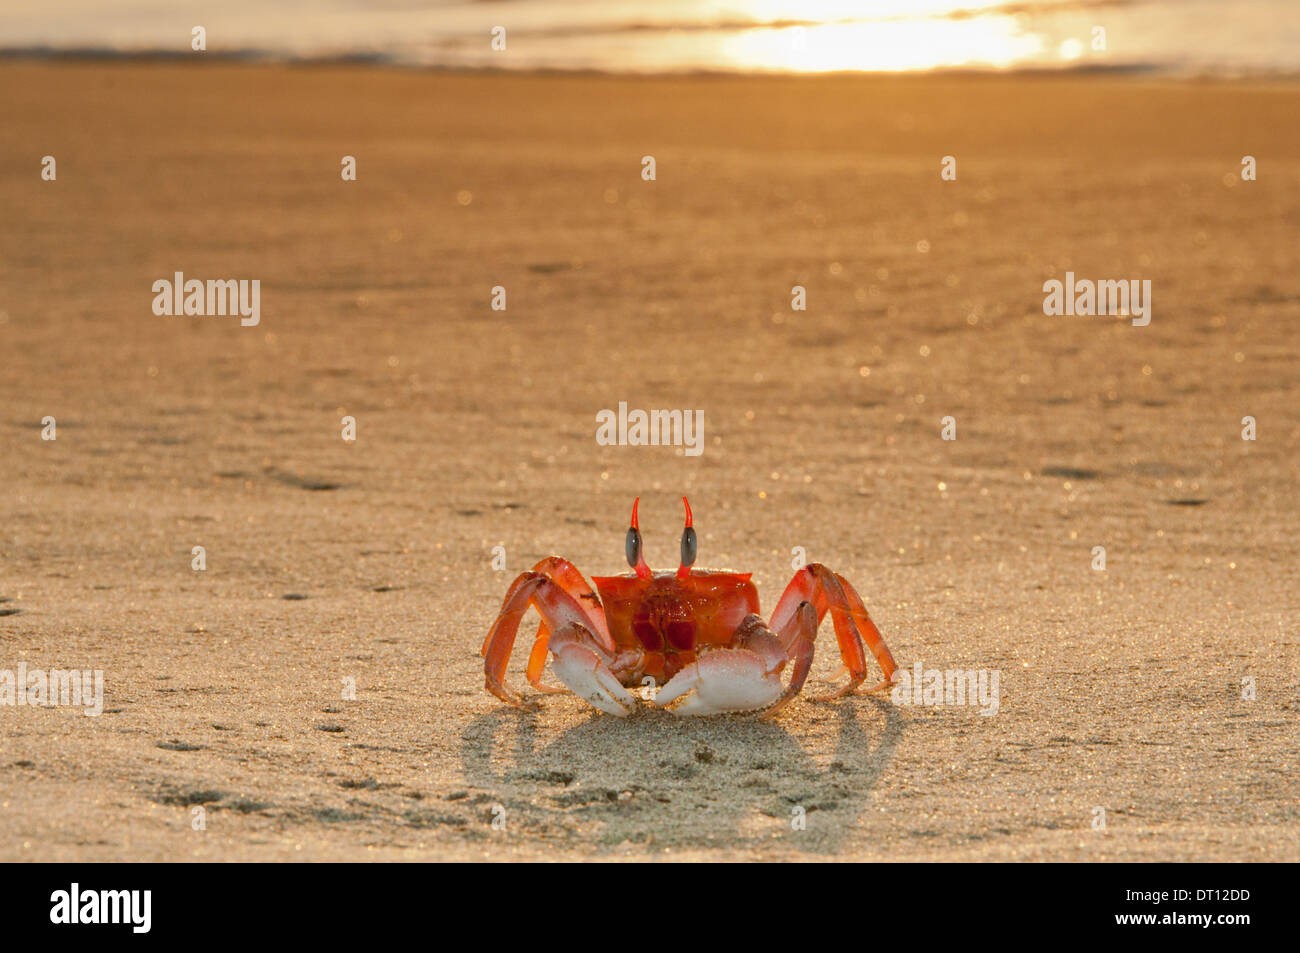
xmin=0 ymin=62 xmax=1296 ymax=861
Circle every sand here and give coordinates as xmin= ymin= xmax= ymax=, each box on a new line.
xmin=0 ymin=61 xmax=1296 ymax=861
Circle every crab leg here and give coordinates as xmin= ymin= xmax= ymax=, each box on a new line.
xmin=654 ymin=615 xmax=789 ymax=716
xmin=482 ymin=571 xmax=627 ymax=712
xmin=762 ymin=600 xmax=818 ymax=715
xmin=525 ymin=556 xmax=612 ymax=645
xmin=503 ymin=557 xmax=611 ymax=695
xmin=480 ymin=556 xmax=610 ymax=656
xmin=770 ymin=564 xmax=899 ymax=700
xmin=525 ymin=622 xmax=568 ymax=694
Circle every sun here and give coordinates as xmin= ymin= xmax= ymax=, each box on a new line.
xmin=717 ymin=11 xmax=1045 ymax=73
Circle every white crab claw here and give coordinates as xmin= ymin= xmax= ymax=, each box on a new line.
xmin=654 ymin=650 xmax=784 ymax=716
xmin=550 ymin=643 xmax=636 ymax=716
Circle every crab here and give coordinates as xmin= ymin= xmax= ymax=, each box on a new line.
xmin=481 ymin=498 xmax=900 ymax=716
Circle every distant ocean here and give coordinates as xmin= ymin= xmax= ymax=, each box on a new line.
xmin=3 ymin=0 xmax=1298 ymax=76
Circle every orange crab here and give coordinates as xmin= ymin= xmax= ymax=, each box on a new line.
xmin=481 ymin=498 xmax=899 ymax=716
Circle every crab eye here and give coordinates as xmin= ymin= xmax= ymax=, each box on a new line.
xmin=680 ymin=525 xmax=697 ymax=568
xmin=625 ymin=526 xmax=642 ymax=569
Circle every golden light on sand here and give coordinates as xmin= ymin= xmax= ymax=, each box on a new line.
xmin=1059 ymin=37 xmax=1086 ymax=61
xmin=707 ymin=0 xmax=1050 ymax=73
xmin=719 ymin=14 xmax=1044 ymax=73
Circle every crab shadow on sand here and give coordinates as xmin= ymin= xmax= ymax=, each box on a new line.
xmin=459 ymin=694 xmax=903 ymax=855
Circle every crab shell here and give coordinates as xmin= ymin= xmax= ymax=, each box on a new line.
xmin=590 ymin=570 xmax=758 ymax=684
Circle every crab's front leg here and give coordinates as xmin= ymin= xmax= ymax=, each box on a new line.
xmin=482 ymin=570 xmax=636 ymax=716
xmin=511 ymin=557 xmax=612 ymax=695
xmin=653 ymin=615 xmax=794 ymax=716
xmin=770 ymin=564 xmax=899 ymax=700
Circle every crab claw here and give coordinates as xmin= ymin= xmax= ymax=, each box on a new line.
xmin=654 ymin=649 xmax=785 ymax=716
xmin=549 ymin=635 xmax=636 ymax=717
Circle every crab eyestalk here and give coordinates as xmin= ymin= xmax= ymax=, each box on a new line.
xmin=677 ymin=496 xmax=697 ymax=579
xmin=626 ymin=497 xmax=651 ymax=578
